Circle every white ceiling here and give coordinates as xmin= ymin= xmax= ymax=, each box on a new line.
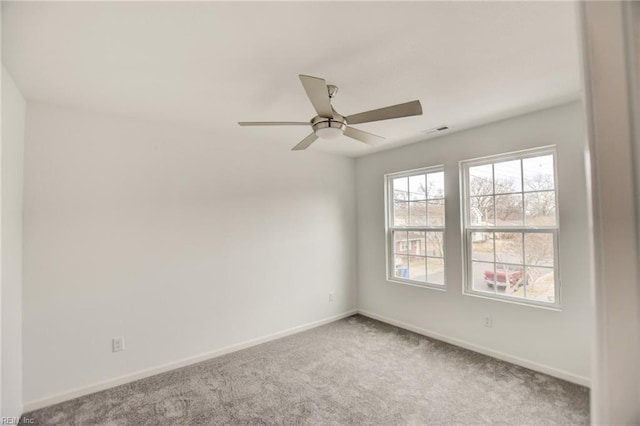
xmin=2 ymin=1 xmax=582 ymax=157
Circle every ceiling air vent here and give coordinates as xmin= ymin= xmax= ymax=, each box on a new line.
xmin=423 ymin=126 xmax=449 ymax=134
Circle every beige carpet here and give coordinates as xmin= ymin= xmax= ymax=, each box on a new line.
xmin=23 ymin=315 xmax=589 ymax=425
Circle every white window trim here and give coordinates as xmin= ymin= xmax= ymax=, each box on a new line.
xmin=384 ymin=165 xmax=446 ymax=290
xmin=460 ymin=146 xmax=561 ymax=309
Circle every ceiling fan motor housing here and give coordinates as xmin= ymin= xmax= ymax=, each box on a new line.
xmin=311 ymin=113 xmax=347 ymax=139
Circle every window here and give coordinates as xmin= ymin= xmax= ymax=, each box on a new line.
xmin=461 ymin=147 xmax=559 ymax=307
xmin=385 ymin=166 xmax=445 ymax=288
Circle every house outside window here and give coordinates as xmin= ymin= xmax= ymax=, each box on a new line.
xmin=385 ymin=166 xmax=445 ymax=288
xmin=460 ymin=147 xmax=560 ymax=307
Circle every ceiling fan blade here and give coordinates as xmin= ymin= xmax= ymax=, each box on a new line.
xmin=292 ymin=133 xmax=319 ymax=151
xmin=238 ymin=121 xmax=309 ymax=126
xmin=346 ymin=100 xmax=423 ymax=125
xmin=344 ymin=126 xmax=385 ymax=145
xmin=299 ymin=75 xmax=334 ymax=119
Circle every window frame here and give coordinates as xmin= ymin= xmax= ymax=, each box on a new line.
xmin=460 ymin=146 xmax=561 ymax=309
xmin=384 ymin=165 xmax=446 ymax=290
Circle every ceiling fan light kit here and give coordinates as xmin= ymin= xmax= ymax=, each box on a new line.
xmin=311 ymin=114 xmax=347 ymax=140
xmin=239 ymin=74 xmax=423 ymax=151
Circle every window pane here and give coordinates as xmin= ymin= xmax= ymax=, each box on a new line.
xmin=394 ymin=231 xmax=408 ymax=254
xmin=469 ymin=164 xmax=493 ymax=196
xmin=524 ymin=233 xmax=554 ymax=267
xmin=509 ymin=267 xmax=556 ymax=303
xmin=523 ymin=155 xmax=554 ymax=191
xmin=524 ymin=192 xmax=556 ymax=226
xmin=427 ymin=171 xmax=445 ymax=199
xmin=495 ymin=194 xmax=523 ymax=226
xmin=426 ymin=232 xmax=444 ymax=257
xmin=495 ymin=232 xmax=523 ymax=265
xmin=472 ymin=261 xmax=496 ymax=293
xmin=524 ymin=266 xmax=555 ymax=303
xmin=494 ymin=160 xmax=522 ymax=193
xmin=471 ymin=232 xmax=493 ymax=262
xmin=427 ymin=258 xmax=445 ymax=285
xmin=408 ymin=174 xmax=426 ymax=201
xmin=408 ymin=256 xmax=426 ymax=282
xmin=427 ymin=200 xmax=445 ymax=226
xmin=409 ymin=201 xmax=427 ymax=226
xmin=394 ymin=255 xmax=409 ymax=279
xmin=393 ymin=177 xmax=409 ymax=201
xmin=495 ymin=263 xmax=525 ymax=294
xmin=470 ymin=196 xmax=495 ymax=226
xmin=393 ymin=202 xmax=408 ymax=226
xmin=408 ymin=231 xmax=426 ymax=256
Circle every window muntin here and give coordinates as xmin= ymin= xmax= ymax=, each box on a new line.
xmin=462 ymin=148 xmax=559 ymax=307
xmin=386 ymin=166 xmax=445 ymax=288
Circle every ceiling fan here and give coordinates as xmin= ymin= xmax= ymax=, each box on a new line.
xmin=238 ymin=75 xmax=423 ymax=151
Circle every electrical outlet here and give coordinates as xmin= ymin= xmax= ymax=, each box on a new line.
xmin=483 ymin=315 xmax=493 ymax=328
xmin=112 ymin=336 xmax=125 ymax=352
xmin=329 ymin=292 xmax=334 ymax=302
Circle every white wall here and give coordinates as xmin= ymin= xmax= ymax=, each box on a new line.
xmin=356 ymin=101 xmax=592 ymax=383
xmin=22 ymin=103 xmax=357 ymax=405
xmin=1 ymin=67 xmax=26 ymax=417
xmin=579 ymin=2 xmax=640 ymax=423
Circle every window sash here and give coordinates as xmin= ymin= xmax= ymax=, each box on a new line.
xmin=462 ymin=147 xmax=558 ymax=226
xmin=462 ymin=228 xmax=560 ymax=307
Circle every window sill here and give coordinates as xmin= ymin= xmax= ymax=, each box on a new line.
xmin=386 ymin=278 xmax=447 ymax=292
xmin=463 ymin=289 xmax=562 ymax=311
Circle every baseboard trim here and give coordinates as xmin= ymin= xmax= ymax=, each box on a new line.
xmin=23 ymin=309 xmax=358 ymax=413
xmin=357 ymin=309 xmax=591 ymax=388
